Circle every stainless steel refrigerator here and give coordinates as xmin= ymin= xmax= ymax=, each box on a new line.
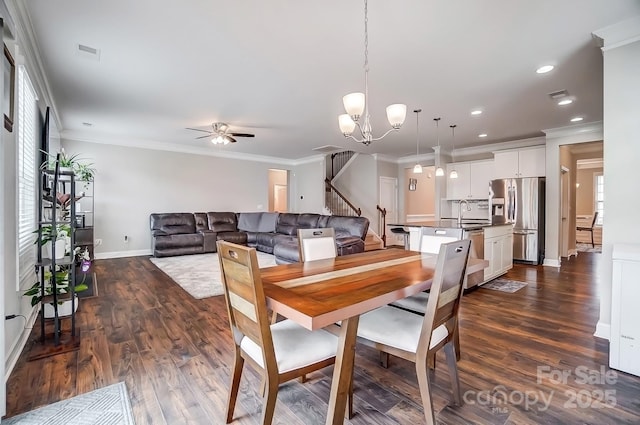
xmin=489 ymin=177 xmax=545 ymax=264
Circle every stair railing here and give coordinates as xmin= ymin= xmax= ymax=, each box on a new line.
xmin=376 ymin=205 xmax=387 ymax=247
xmin=324 ymin=178 xmax=361 ymax=217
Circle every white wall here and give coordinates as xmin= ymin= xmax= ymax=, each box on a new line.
xmin=598 ymin=38 xmax=640 ymax=339
xmin=291 ymin=158 xmax=325 ymax=214
xmin=334 ymin=154 xmax=377 ymax=225
xmin=61 ymin=140 xmax=302 ymax=258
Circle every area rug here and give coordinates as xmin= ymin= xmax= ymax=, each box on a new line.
xmin=481 ymin=278 xmax=528 ymax=293
xmin=576 ymin=243 xmax=602 ymax=253
xmin=3 ymin=382 xmax=134 ymax=425
xmin=149 ymin=252 xmax=278 ymax=299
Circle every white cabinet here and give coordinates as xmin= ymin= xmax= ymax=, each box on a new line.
xmin=493 ymin=146 xmax=545 ymax=179
xmin=446 ymin=163 xmax=470 ymax=200
xmin=611 ymin=244 xmax=640 ymax=377
xmin=483 ymin=225 xmax=514 ymax=281
xmin=446 ymin=160 xmax=494 ymax=199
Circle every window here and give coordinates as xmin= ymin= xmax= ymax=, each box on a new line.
xmin=595 ymin=173 xmax=604 ymax=226
xmin=18 ymin=65 xmax=38 ymax=290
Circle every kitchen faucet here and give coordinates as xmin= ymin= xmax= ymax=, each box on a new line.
xmin=457 ymin=200 xmax=471 ymax=225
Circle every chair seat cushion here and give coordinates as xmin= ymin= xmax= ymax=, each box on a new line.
xmin=357 ymin=305 xmax=448 ymax=353
xmin=240 ymin=319 xmax=338 ymax=373
xmin=389 ymin=292 xmax=430 ymax=315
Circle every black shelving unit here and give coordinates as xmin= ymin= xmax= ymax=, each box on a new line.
xmin=34 ymin=155 xmax=79 ymax=349
xmin=75 ymin=177 xmax=95 ymax=298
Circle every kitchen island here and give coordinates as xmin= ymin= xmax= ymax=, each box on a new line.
xmin=388 ymin=220 xmax=514 ymax=285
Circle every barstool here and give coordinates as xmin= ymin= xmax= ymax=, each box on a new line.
xmin=390 ymin=227 xmax=410 ymax=250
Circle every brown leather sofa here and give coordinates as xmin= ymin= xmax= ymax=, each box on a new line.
xmin=150 ymin=212 xmax=370 ymax=264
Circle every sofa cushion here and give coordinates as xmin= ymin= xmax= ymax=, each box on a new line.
xmin=273 ymin=241 xmax=301 ymax=264
xmin=326 ymin=215 xmax=369 ymax=240
xmin=238 ymin=212 xmax=279 ymax=233
xmin=207 ymin=212 xmax=238 ymax=232
xmin=150 ymin=213 xmax=196 ymax=236
xmin=217 ymin=231 xmax=248 ymax=245
xmin=194 ymin=213 xmax=209 ymax=232
xmin=154 ymin=233 xmax=203 ymax=249
xmin=296 ymin=214 xmax=321 ymax=229
xmin=276 ymin=213 xmax=299 ymax=236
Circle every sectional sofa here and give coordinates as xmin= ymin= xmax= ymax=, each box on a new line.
xmin=149 ymin=212 xmax=370 ymax=264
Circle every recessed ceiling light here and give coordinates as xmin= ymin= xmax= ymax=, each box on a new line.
xmin=471 ymin=110 xmax=483 ymax=116
xmin=558 ymin=99 xmax=573 ymax=106
xmin=478 ymin=133 xmax=487 ymax=138
xmin=570 ymin=117 xmax=583 ymax=122
xmin=536 ymin=65 xmax=554 ymax=74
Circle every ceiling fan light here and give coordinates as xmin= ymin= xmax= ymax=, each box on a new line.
xmin=339 ymin=114 xmax=356 ymax=135
xmin=413 ymin=163 xmax=423 ymax=174
xmin=386 ymin=104 xmax=407 ymax=128
xmin=343 ymin=93 xmax=365 ymax=119
xmin=435 ymin=167 xmax=445 ymax=177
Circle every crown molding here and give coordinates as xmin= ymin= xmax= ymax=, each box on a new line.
xmin=592 ymin=15 xmax=640 ymax=51
xmin=5 ymin=0 xmax=62 ymax=131
xmin=397 ymin=152 xmax=436 ymax=165
xmin=0 ymin=1 xmax=16 ymax=38
xmin=543 ymin=121 xmax=603 ymax=140
xmin=371 ymin=153 xmax=400 ymax=163
xmin=61 ymin=130 xmax=302 ymax=166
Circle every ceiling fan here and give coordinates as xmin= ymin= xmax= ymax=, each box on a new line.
xmin=186 ymin=122 xmax=255 ymax=144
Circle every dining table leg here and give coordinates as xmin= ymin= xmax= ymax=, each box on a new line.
xmin=325 ymin=315 xmax=359 ymax=425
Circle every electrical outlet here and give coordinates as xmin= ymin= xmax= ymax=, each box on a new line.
xmin=95 ymin=238 xmax=103 ymax=246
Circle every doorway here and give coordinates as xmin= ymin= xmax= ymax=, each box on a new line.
xmin=560 ymin=166 xmax=570 ymax=257
xmin=268 ymin=169 xmax=288 ymax=212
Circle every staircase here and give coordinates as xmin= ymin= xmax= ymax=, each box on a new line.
xmin=364 ymin=230 xmax=384 ymax=251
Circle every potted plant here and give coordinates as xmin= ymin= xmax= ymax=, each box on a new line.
xmin=40 ymin=149 xmax=96 ymax=184
xmin=34 ymin=224 xmax=71 ymax=260
xmin=24 ymin=265 xmax=89 ymax=318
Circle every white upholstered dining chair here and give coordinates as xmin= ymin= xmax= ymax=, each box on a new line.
xmin=355 ymin=239 xmax=471 ymax=425
xmin=297 ymin=227 xmax=337 ymax=262
xmin=217 ymin=241 xmax=341 ymax=425
xmin=390 ymin=226 xmax=459 ymax=314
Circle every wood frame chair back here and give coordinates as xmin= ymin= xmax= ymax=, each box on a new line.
xmin=217 ymin=240 xmax=341 ymax=424
xmin=217 ymin=241 xmax=276 ymax=373
xmin=297 ymin=227 xmax=337 ymax=262
xmin=355 ymin=239 xmax=471 ymax=425
xmin=417 ymin=239 xmax=471 ymax=360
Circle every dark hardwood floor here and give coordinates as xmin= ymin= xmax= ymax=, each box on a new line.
xmin=5 ymin=252 xmax=640 ymax=424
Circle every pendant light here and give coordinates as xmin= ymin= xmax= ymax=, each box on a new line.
xmin=434 ymin=118 xmax=444 ymax=176
xmin=337 ymin=0 xmax=407 ymax=145
xmin=413 ymin=109 xmax=423 ymax=173
xmin=449 ymin=124 xmax=458 ymax=179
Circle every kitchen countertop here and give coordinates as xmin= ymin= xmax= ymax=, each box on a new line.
xmin=388 ymin=220 xmax=511 ymax=230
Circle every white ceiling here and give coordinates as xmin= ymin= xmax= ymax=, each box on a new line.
xmin=13 ymin=0 xmax=640 ymax=160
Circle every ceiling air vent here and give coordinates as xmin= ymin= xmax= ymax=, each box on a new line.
xmin=548 ymin=89 xmax=569 ymax=99
xmin=76 ymin=44 xmax=101 ymax=61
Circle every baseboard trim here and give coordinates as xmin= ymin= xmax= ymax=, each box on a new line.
xmin=594 ymin=322 xmax=611 ymax=340
xmin=543 ymin=258 xmax=561 ymax=268
xmin=5 ymin=307 xmax=39 ymax=383
xmin=95 ymin=249 xmax=152 ymax=260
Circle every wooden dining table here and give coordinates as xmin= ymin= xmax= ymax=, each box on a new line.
xmin=260 ymin=248 xmax=488 ymax=425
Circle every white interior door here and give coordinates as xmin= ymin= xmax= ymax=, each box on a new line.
xmin=379 ymin=176 xmax=398 ymax=234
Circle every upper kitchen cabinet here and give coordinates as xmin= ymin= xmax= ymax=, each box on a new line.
xmin=446 ymin=160 xmax=494 ymax=199
xmin=493 ymin=146 xmax=546 ymax=179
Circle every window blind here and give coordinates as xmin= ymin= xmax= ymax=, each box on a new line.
xmin=18 ymin=65 xmax=38 ymax=290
